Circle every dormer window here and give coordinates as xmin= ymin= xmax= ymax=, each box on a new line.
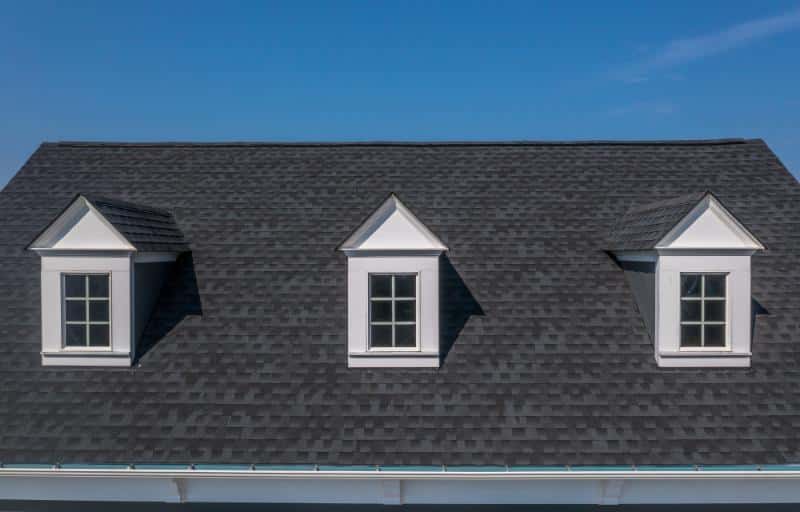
xmin=338 ymin=193 xmax=447 ymax=368
xmin=609 ymin=191 xmax=764 ymax=368
xmin=679 ymin=273 xmax=727 ymax=349
xmin=28 ymin=194 xmax=188 ymax=367
xmin=63 ymin=273 xmax=111 ymax=348
xmin=369 ymin=274 xmax=418 ymax=350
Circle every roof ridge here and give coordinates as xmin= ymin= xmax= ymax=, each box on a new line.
xmin=83 ymin=195 xmax=175 ymax=218
xmin=46 ymin=138 xmax=758 ymax=148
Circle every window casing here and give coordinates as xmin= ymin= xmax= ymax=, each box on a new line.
xmin=368 ymin=273 xmax=418 ymax=351
xmin=62 ymin=273 xmax=111 ymax=349
xmin=679 ymin=273 xmax=727 ymax=350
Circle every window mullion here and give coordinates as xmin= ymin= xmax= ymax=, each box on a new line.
xmin=699 ymin=275 xmax=705 ymax=347
xmin=391 ymin=275 xmax=396 ymax=348
xmin=84 ymin=276 xmax=90 ymax=346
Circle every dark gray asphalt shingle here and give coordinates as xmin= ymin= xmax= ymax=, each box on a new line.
xmin=83 ymin=195 xmax=189 ymax=253
xmin=0 ymin=139 xmax=798 ymax=466
xmin=607 ymin=191 xmax=707 ymax=251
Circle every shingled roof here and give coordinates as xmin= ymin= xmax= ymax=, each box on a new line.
xmin=0 ymin=139 xmax=799 ymax=467
xmin=607 ymin=191 xmax=707 ymax=251
xmin=81 ymin=195 xmax=189 ymax=253
xmin=607 ymin=190 xmax=763 ymax=251
xmin=29 ymin=194 xmax=189 ymax=253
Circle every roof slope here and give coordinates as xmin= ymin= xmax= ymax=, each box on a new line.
xmin=0 ymin=139 xmax=799 ymax=466
xmin=82 ymin=195 xmax=189 ymax=252
xmin=607 ymin=191 xmax=707 ymax=251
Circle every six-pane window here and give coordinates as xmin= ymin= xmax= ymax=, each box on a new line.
xmin=63 ymin=274 xmax=111 ymax=348
xmin=680 ymin=273 xmax=726 ymax=348
xmin=369 ymin=274 xmax=417 ymax=349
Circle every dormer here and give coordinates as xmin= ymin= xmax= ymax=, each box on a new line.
xmin=338 ymin=194 xmax=447 ymax=368
xmin=28 ymin=195 xmax=189 ymax=367
xmin=609 ymin=192 xmax=764 ymax=368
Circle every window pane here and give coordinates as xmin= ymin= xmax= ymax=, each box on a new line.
xmin=705 ymin=275 xmax=726 ymax=298
xmin=89 ymin=324 xmax=110 ymax=347
xmin=370 ymin=275 xmax=392 ymax=298
xmin=704 ymin=325 xmax=725 ymax=347
xmin=65 ymin=325 xmax=86 ymax=346
xmin=370 ymin=300 xmax=392 ymax=322
xmin=680 ymin=325 xmax=702 ymax=347
xmin=394 ymin=275 xmax=416 ymax=298
xmin=65 ymin=300 xmax=86 ymax=322
xmin=370 ymin=325 xmax=393 ymax=347
xmin=88 ymin=275 xmax=109 ymax=298
xmin=89 ymin=300 xmax=110 ymax=322
xmin=64 ymin=275 xmax=85 ymax=297
xmin=395 ymin=300 xmax=416 ymax=322
xmin=395 ymin=325 xmax=416 ymax=347
xmin=705 ymin=300 xmax=726 ymax=322
xmin=681 ymin=274 xmax=701 ymax=298
xmin=680 ymin=300 xmax=701 ymax=322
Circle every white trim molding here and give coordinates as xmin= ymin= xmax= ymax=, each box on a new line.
xmin=654 ymin=249 xmax=757 ymax=368
xmin=346 ymin=255 xmax=441 ymax=368
xmin=39 ymin=253 xmax=134 ymax=367
xmin=0 ymin=466 xmax=800 ymax=505
xmin=655 ymin=194 xmax=764 ymax=251
xmin=29 ymin=196 xmax=135 ymax=252
xmin=338 ymin=194 xmax=448 ymax=253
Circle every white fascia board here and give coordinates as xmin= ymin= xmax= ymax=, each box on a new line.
xmin=655 ymin=194 xmax=764 ymax=251
xmin=29 ymin=195 xmax=136 ymax=252
xmin=339 ymin=194 xmax=447 ymax=253
xmin=1 ymin=468 xmax=800 ymax=505
xmin=2 ymin=467 xmax=800 ymax=480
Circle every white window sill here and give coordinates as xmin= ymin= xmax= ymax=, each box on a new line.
xmin=348 ymin=351 xmax=440 ymax=368
xmin=41 ymin=350 xmax=131 ymax=367
xmin=657 ymin=350 xmax=751 ymax=368
xmin=660 ymin=350 xmax=750 ymax=357
xmin=350 ymin=351 xmax=437 ymax=357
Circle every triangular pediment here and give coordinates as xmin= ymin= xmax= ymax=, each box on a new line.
xmin=29 ymin=195 xmax=135 ymax=251
xmin=656 ymin=193 xmax=764 ymax=250
xmin=339 ymin=194 xmax=447 ymax=253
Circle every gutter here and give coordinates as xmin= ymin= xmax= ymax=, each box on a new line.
xmin=2 ymin=464 xmax=800 ymax=505
xmin=1 ymin=464 xmax=799 ymax=480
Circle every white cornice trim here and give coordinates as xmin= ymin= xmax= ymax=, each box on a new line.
xmin=338 ymin=194 xmax=448 ymax=252
xmin=2 ymin=467 xmax=800 ymax=505
xmin=343 ymin=249 xmax=445 ymax=258
xmin=1 ymin=467 xmax=799 ymax=479
xmin=29 ymin=195 xmax=136 ymax=252
xmin=31 ymin=248 xmax=135 ymax=257
xmin=655 ymin=194 xmax=764 ymax=251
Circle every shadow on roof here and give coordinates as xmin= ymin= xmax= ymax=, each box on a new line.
xmin=751 ymin=297 xmax=769 ymax=345
xmin=135 ymin=253 xmax=203 ymax=364
xmin=440 ymin=256 xmax=484 ymax=366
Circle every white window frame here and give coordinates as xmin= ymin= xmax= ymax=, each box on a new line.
xmin=368 ymin=273 xmax=420 ymax=352
xmin=61 ymin=273 xmax=113 ymax=351
xmin=678 ymin=272 xmax=730 ymax=352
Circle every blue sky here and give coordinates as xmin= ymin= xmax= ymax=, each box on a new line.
xmin=1 ymin=1 xmax=799 ymax=186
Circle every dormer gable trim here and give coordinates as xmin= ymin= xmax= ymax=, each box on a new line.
xmin=338 ymin=193 xmax=447 ymax=254
xmin=28 ymin=194 xmax=136 ymax=252
xmin=655 ymin=192 xmax=765 ymax=251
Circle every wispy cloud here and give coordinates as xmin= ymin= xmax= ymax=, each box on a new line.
xmin=607 ymin=101 xmax=678 ymax=117
xmin=616 ymin=7 xmax=800 ymax=82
